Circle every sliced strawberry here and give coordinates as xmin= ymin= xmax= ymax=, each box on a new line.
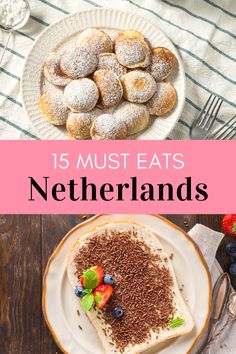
xmin=222 ymin=214 xmax=236 ymax=237
xmin=80 ymin=266 xmax=104 ymax=289
xmin=90 ymin=266 xmax=104 ymax=285
xmin=94 ymin=284 xmax=114 ymax=309
xmin=80 ymin=275 xmax=84 ymax=287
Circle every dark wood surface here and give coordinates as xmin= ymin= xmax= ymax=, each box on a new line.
xmin=0 ymin=214 xmax=235 ymax=354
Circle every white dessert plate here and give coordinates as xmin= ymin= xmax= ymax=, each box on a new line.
xmin=43 ymin=214 xmax=211 ymax=354
xmin=21 ymin=8 xmax=185 ymax=140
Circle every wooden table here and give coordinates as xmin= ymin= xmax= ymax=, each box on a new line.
xmin=0 ymin=214 xmax=235 ymax=354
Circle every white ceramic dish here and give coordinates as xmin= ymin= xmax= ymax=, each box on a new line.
xmin=43 ymin=214 xmax=211 ymax=354
xmin=21 ymin=8 xmax=185 ymax=140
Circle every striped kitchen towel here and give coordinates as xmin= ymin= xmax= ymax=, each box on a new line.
xmin=0 ymin=0 xmax=236 ymax=140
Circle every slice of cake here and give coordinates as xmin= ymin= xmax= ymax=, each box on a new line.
xmin=67 ymin=222 xmax=194 ymax=354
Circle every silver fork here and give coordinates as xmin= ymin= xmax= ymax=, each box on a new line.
xmin=205 ymin=115 xmax=236 ymax=140
xmin=190 ymin=94 xmax=223 ymax=139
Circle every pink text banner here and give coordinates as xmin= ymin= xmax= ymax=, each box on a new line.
xmin=0 ymin=140 xmax=235 ymax=214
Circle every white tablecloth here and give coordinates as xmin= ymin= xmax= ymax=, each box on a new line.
xmin=0 ymin=0 xmax=236 ymax=140
xmin=189 ymin=224 xmax=236 ymax=354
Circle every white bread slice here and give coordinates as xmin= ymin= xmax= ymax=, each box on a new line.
xmin=67 ymin=222 xmax=194 ymax=354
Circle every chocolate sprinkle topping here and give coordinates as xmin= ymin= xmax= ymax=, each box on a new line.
xmin=74 ymin=229 xmax=175 ymax=352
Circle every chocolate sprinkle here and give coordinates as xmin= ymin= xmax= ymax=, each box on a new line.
xmin=74 ymin=230 xmax=175 ymax=352
xmin=183 ymin=221 xmax=189 ymax=229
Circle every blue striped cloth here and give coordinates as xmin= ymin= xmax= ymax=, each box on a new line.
xmin=0 ymin=0 xmax=236 ymax=140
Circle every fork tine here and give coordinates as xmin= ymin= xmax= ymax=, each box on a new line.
xmin=190 ymin=93 xmax=224 ymax=139
xmin=206 ymin=115 xmax=236 ymax=140
xmin=194 ymin=93 xmax=212 ymax=126
xmin=199 ymin=95 xmax=217 ymax=127
xmin=225 ymin=130 xmax=236 ymax=140
xmin=215 ymin=116 xmax=236 ymax=140
xmin=203 ymin=97 xmax=223 ymax=130
xmin=197 ymin=94 xmax=215 ymax=126
xmin=205 ymin=116 xmax=233 ymax=140
xmin=219 ymin=117 xmax=236 ymax=140
xmin=226 ymin=131 xmax=236 ymax=140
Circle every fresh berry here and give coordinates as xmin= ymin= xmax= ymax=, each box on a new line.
xmin=229 ymin=263 xmax=236 ymax=276
xmin=80 ymin=276 xmax=84 ymax=287
xmin=74 ymin=285 xmax=85 ymax=298
xmin=226 ymin=243 xmax=236 ymax=257
xmin=104 ymin=274 xmax=115 ymax=285
xmin=222 ymin=215 xmax=236 ymax=237
xmin=94 ymin=284 xmax=114 ymax=309
xmin=91 ymin=266 xmax=104 ymax=285
xmin=112 ymin=307 xmax=124 ymax=319
xmin=80 ymin=266 xmax=104 ymax=289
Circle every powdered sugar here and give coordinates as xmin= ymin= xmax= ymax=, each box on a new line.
xmin=91 ymin=114 xmax=127 ymax=140
xmin=97 ymin=53 xmax=127 ymax=78
xmin=93 ymin=69 xmax=123 ymax=108
xmin=38 ymin=88 xmax=69 ymax=126
xmin=43 ymin=52 xmax=72 ymax=86
xmin=114 ymin=101 xmax=149 ymax=135
xmin=39 ymin=27 xmax=178 ymax=139
xmin=66 ymin=108 xmax=101 ymax=139
xmin=147 ymin=82 xmax=177 ymax=116
xmin=121 ymin=70 xmax=156 ymax=103
xmin=147 ymin=48 xmax=176 ymax=81
xmin=64 ymin=78 xmax=99 ymax=112
xmin=76 ymin=28 xmax=113 ymax=55
xmin=0 ymin=0 xmax=28 ymax=28
xmin=115 ymin=37 xmax=150 ymax=68
xmin=60 ymin=47 xmax=97 ymax=79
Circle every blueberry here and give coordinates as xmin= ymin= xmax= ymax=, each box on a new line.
xmin=229 ymin=263 xmax=236 ymax=276
xmin=74 ymin=285 xmax=85 ymax=298
xmin=112 ymin=307 xmax=124 ymax=319
xmin=226 ymin=243 xmax=236 ymax=257
xmin=104 ymin=274 xmax=115 ymax=285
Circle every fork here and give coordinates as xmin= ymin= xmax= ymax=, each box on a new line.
xmin=205 ymin=115 xmax=236 ymax=140
xmin=190 ymin=94 xmax=223 ymax=139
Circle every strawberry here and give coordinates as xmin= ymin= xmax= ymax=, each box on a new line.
xmin=94 ymin=284 xmax=114 ymax=309
xmin=222 ymin=214 xmax=236 ymax=237
xmin=80 ymin=275 xmax=84 ymax=287
xmin=80 ymin=266 xmax=104 ymax=289
xmin=91 ymin=266 xmax=104 ymax=285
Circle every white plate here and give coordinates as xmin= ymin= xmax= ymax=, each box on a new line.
xmin=43 ymin=215 xmax=211 ymax=354
xmin=21 ymin=8 xmax=185 ymax=140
